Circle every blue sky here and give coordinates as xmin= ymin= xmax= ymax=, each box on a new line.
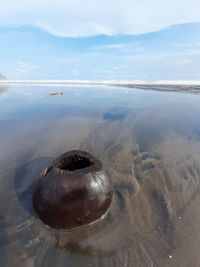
xmin=1 ymin=0 xmax=200 ymax=80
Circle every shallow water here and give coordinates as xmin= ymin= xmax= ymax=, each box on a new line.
xmin=1 ymin=84 xmax=200 ymax=266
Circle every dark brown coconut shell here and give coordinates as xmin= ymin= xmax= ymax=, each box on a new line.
xmin=32 ymin=150 xmax=113 ymax=230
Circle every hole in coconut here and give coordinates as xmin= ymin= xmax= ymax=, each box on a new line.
xmin=58 ymin=155 xmax=93 ymax=171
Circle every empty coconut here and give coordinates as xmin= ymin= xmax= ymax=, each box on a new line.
xmin=32 ymin=150 xmax=113 ymax=230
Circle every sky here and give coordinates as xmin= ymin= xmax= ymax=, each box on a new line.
xmin=1 ymin=0 xmax=200 ymax=80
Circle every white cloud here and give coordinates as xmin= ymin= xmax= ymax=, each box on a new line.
xmin=92 ymin=43 xmax=140 ymax=52
xmin=1 ymin=0 xmax=200 ymax=37
xmin=10 ymin=61 xmax=38 ymax=76
xmin=175 ymin=42 xmax=200 ymax=48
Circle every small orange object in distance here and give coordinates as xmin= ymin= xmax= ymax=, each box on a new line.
xmin=49 ymin=92 xmax=64 ymax=96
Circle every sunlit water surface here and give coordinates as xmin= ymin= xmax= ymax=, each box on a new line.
xmin=1 ymin=84 xmax=200 ymax=267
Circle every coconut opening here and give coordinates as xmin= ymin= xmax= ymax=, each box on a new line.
xmin=58 ymin=155 xmax=93 ymax=171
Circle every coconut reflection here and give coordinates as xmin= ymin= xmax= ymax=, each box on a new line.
xmin=0 ymin=84 xmax=8 ymax=96
xmin=13 ymin=156 xmax=115 ymax=261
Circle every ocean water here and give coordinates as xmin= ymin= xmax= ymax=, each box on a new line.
xmin=1 ymin=83 xmax=200 ymax=266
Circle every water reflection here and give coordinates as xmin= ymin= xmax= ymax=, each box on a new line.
xmin=103 ymin=107 xmax=129 ymax=121
xmin=0 ymin=84 xmax=8 ymax=96
xmin=1 ymin=84 xmax=200 ymax=266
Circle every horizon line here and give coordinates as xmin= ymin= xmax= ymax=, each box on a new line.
xmin=1 ymin=80 xmax=200 ymax=85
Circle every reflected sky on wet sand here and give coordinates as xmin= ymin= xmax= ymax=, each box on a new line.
xmin=1 ymin=84 xmax=200 ymax=266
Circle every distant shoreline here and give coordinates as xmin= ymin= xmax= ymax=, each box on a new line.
xmin=1 ymin=80 xmax=200 ymax=94
xmin=1 ymin=80 xmax=200 ymax=85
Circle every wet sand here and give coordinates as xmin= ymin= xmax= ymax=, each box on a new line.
xmin=119 ymin=83 xmax=200 ymax=94
xmin=1 ymin=84 xmax=200 ymax=266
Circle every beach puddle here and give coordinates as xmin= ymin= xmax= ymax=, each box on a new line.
xmin=1 ymin=84 xmax=200 ymax=266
